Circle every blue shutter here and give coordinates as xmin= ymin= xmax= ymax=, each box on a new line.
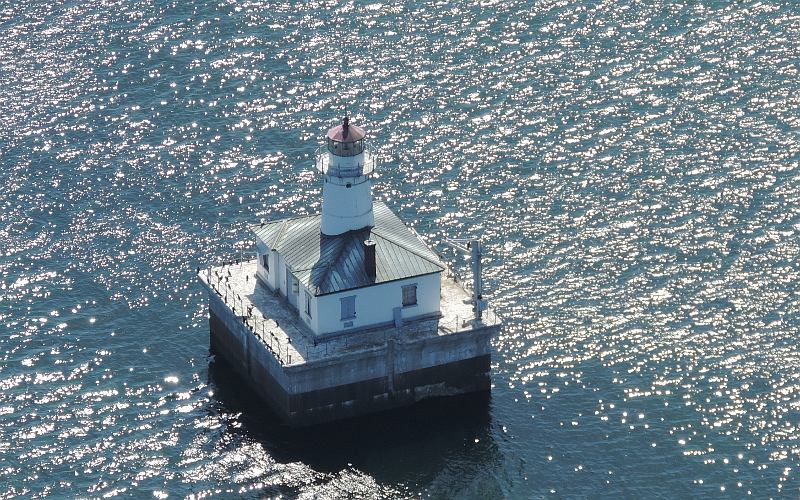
xmin=402 ymin=284 xmax=417 ymax=306
xmin=340 ymin=296 xmax=355 ymax=319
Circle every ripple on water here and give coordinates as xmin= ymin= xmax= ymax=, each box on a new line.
xmin=1 ymin=0 xmax=799 ymax=497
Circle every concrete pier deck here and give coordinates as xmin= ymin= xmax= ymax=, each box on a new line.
xmin=199 ymin=259 xmax=500 ymax=426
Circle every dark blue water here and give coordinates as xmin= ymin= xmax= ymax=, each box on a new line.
xmin=2 ymin=0 xmax=799 ymax=497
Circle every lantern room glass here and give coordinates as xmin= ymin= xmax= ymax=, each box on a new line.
xmin=327 ymin=137 xmax=364 ymax=157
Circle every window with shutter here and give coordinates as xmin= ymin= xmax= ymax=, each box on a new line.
xmin=402 ymin=284 xmax=417 ymax=307
xmin=340 ymin=296 xmax=356 ymax=320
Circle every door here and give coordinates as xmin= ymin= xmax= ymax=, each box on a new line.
xmin=286 ymin=266 xmax=298 ymax=309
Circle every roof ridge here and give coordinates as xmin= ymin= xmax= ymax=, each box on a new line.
xmin=272 ymin=219 xmax=291 ymax=249
xmin=369 ymin=228 xmax=445 ymax=269
xmin=310 ymin=235 xmax=354 ymax=294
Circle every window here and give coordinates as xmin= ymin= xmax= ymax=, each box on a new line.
xmin=305 ymin=291 xmax=312 ymax=318
xmin=402 ymin=284 xmax=417 ymax=307
xmin=262 ymin=254 xmax=269 ymax=272
xmin=340 ymin=295 xmax=356 ymax=320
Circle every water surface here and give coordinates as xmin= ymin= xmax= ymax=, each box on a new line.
xmin=1 ymin=0 xmax=799 ymax=497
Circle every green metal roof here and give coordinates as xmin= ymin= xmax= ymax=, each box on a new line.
xmin=252 ymin=202 xmax=444 ymax=296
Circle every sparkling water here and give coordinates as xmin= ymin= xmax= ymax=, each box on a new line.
xmin=1 ymin=0 xmax=799 ymax=497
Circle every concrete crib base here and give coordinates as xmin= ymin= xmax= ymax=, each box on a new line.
xmin=209 ymin=310 xmax=491 ymax=427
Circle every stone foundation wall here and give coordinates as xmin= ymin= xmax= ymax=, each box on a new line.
xmin=208 ymin=292 xmax=495 ymax=426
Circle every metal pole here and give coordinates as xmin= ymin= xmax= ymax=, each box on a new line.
xmin=445 ymin=238 xmax=484 ymax=322
xmin=471 ymin=238 xmax=483 ymax=321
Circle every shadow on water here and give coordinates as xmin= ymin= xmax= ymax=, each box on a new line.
xmin=207 ymin=354 xmax=497 ymax=485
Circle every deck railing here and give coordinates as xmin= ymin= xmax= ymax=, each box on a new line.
xmin=200 ymin=260 xmax=500 ymax=365
xmin=314 ymin=142 xmax=378 ymax=178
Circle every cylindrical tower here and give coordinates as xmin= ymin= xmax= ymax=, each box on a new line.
xmin=316 ymin=117 xmax=378 ymax=236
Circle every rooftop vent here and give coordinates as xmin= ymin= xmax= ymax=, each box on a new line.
xmin=363 ymin=239 xmax=376 ymax=278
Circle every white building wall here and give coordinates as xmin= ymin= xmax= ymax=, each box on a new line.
xmin=256 ymin=252 xmax=268 ymax=283
xmin=275 ymin=252 xmax=286 ymax=297
xmin=315 ymin=272 xmax=441 ymax=336
xmin=256 ymin=238 xmax=442 ymax=337
xmin=286 ymin=270 xmax=299 ymax=309
xmin=298 ymin=283 xmax=319 ymax=333
xmin=256 ymin=247 xmax=277 ymax=290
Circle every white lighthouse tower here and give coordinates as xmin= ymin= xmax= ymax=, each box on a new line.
xmin=315 ymin=116 xmax=377 ymax=236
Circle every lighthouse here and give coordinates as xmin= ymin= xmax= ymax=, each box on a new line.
xmin=317 ymin=116 xmax=377 ymax=236
xmin=198 ymin=116 xmax=501 ymax=426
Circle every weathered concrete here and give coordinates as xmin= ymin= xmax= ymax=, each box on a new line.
xmin=200 ymin=259 xmax=500 ymax=426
